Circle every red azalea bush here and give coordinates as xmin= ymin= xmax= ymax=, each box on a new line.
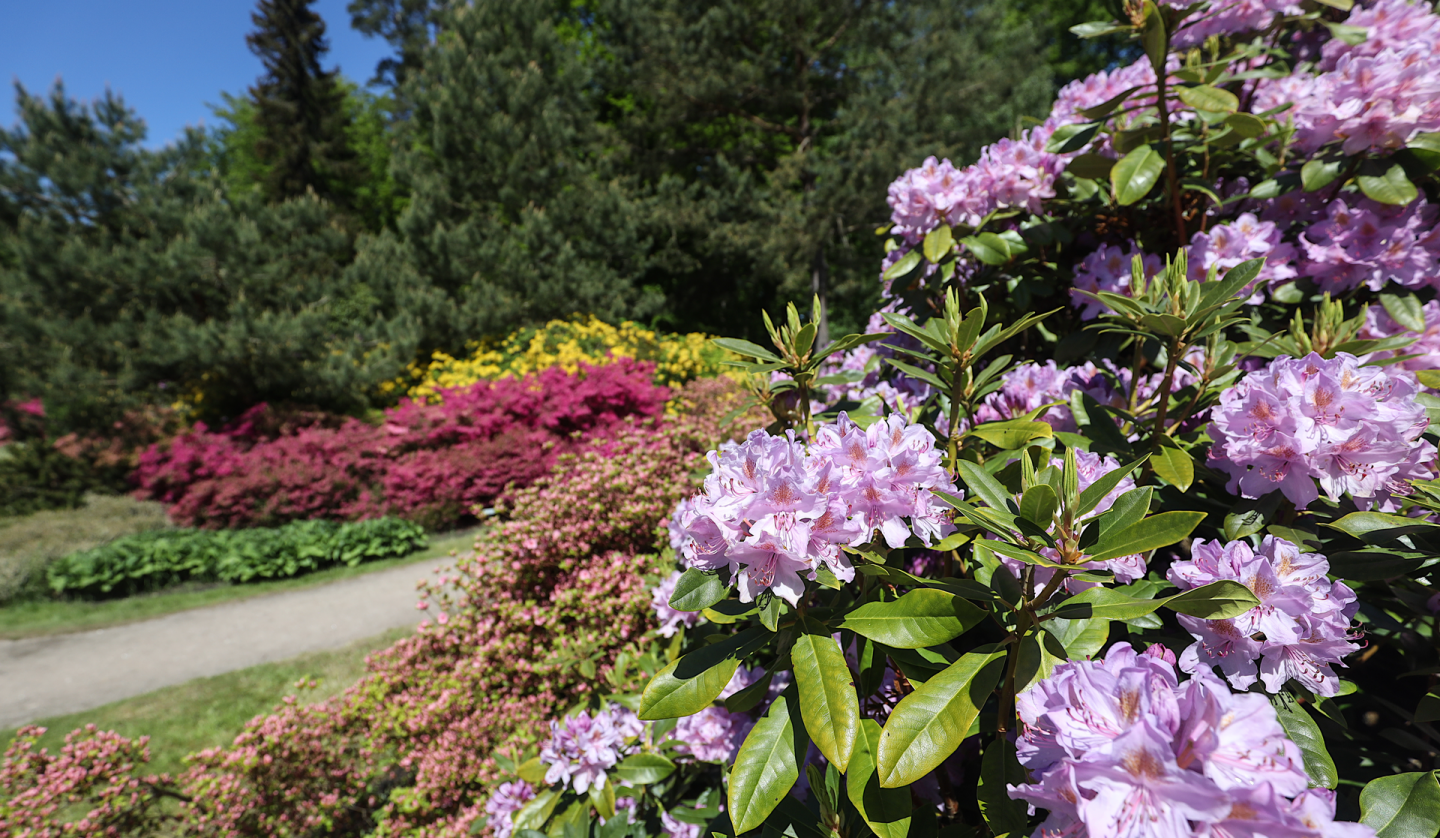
xmin=132 ymin=359 xmax=670 ymax=529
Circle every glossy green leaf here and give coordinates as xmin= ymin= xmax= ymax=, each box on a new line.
xmin=1175 ymin=84 xmax=1238 ymax=113
xmin=977 ymin=737 xmax=1030 ymax=838
xmin=615 ymin=753 xmax=676 ymax=785
xmin=794 ymin=619 xmax=860 ymax=772
xmin=840 ymin=589 xmax=987 ymax=649
xmin=1045 ymin=122 xmax=1101 ymax=154
xmin=847 ymin=720 xmax=913 ymax=838
xmin=1381 ymin=293 xmax=1427 ymax=333
xmin=1326 ymin=512 xmax=1440 ymax=540
xmin=1055 ymin=580 xmax=1257 ymax=622
xmin=882 ymin=249 xmax=923 ymax=281
xmin=513 ymin=790 xmax=561 ymax=833
xmin=729 ymin=695 xmax=803 ymax=834
xmin=923 ymin=225 xmax=954 ymax=264
xmin=640 ymin=629 xmax=763 ymax=719
xmin=1066 ymin=153 xmax=1116 ymax=180
xmin=1020 ymin=484 xmax=1060 ymax=527
xmin=1224 ymin=112 xmax=1266 ymax=138
xmin=517 ymin=756 xmax=547 ymax=785
xmin=1076 ymin=456 xmax=1147 ymax=516
xmin=1269 ymin=694 xmax=1337 ymax=789
xmin=1112 ymin=144 xmax=1165 ymax=206
xmin=967 ymin=419 xmax=1054 ymax=449
xmin=960 ymin=233 xmax=1013 ymax=266
xmin=712 ymin=338 xmax=781 ymax=363
xmin=669 ymin=568 xmax=728 ymax=612
xmin=1045 ymin=616 xmax=1110 ymax=659
xmin=1165 ymin=580 xmax=1261 ymax=619
xmin=956 ymin=461 xmax=1016 ymax=514
xmin=1357 ymin=162 xmax=1419 ymax=206
xmin=589 ymin=779 xmax=615 ymax=822
xmin=876 ymin=647 xmax=1006 ymax=788
xmin=1360 ymin=771 xmax=1440 ymax=838
xmin=1151 ymin=446 xmax=1194 ymax=492
xmin=1086 ymin=511 xmax=1205 ymax=562
xmin=1078 ymin=86 xmax=1141 ymax=120
xmin=1301 ymin=158 xmax=1343 ymax=192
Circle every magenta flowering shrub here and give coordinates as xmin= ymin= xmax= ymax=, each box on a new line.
xmin=1206 ymin=352 xmax=1433 ymax=509
xmin=133 ymin=359 xmax=669 ymax=529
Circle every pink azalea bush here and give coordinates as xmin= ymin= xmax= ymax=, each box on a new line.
xmin=133 ymin=359 xmax=669 ymax=529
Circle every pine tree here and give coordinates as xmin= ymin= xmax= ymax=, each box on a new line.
xmin=246 ymin=0 xmax=361 ymax=210
xmin=346 ymin=0 xmax=443 ymax=93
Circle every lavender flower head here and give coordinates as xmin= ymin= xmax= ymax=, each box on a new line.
xmin=1207 ymin=352 xmax=1435 ymax=509
xmin=1168 ymin=536 xmax=1361 ymax=697
xmin=670 ymin=705 xmax=752 ymax=763
xmin=660 ymin=810 xmax=702 ymax=838
xmin=539 ymin=704 xmax=643 ymax=794
xmin=1013 ymin=642 xmax=1374 ymax=838
xmin=668 ymin=414 xmax=958 ymax=605
xmin=1361 ymin=299 xmax=1440 ymax=378
xmin=483 ymin=780 xmax=535 ymax=838
xmin=1069 ymin=243 xmax=1162 ymax=320
xmin=650 ymin=571 xmax=702 ymax=638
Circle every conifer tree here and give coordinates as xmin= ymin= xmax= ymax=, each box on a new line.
xmin=246 ymin=0 xmax=361 ymax=210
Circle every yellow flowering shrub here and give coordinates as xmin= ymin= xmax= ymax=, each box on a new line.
xmin=404 ymin=315 xmax=732 ymax=402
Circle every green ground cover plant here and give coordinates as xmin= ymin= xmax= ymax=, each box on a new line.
xmin=45 ymin=516 xmax=427 ymax=598
xmin=0 ymin=528 xmax=478 ymax=641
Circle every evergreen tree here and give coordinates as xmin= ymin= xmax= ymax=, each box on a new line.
xmin=0 ymin=84 xmax=416 ymax=432
xmin=246 ymin=0 xmax=361 ymax=210
xmin=346 ymin=0 xmax=445 ymax=93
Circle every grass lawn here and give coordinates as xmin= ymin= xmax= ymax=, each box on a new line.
xmin=0 ymin=527 xmax=480 ymax=641
xmin=0 ymin=627 xmax=410 ymax=778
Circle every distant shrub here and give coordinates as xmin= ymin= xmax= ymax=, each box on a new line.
xmin=401 ymin=315 xmax=730 ymax=401
xmin=134 ymin=360 xmax=669 ymax=529
xmin=46 ymin=517 xmax=427 ymax=598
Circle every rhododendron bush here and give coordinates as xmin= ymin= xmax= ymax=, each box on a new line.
xmin=11 ymin=2 xmax=1440 ymax=837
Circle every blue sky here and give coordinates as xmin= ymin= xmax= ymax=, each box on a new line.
xmin=2 ymin=0 xmax=394 ymax=148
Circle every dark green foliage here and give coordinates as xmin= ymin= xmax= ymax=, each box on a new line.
xmin=46 ymin=516 xmax=427 ymax=598
xmin=347 ymin=0 xmax=444 ymax=91
xmin=0 ymin=442 xmax=127 ymax=518
xmin=0 ymin=84 xmax=419 ymax=431
xmin=246 ymin=0 xmax=362 ymax=211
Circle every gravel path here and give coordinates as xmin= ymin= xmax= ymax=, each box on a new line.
xmin=0 ymin=562 xmax=435 ymax=729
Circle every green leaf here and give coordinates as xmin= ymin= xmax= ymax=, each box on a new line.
xmin=1419 ymin=370 xmax=1440 ymax=390
xmin=1151 ymin=446 xmax=1194 ymax=492
xmin=956 ymin=461 xmax=1017 ymax=514
xmin=712 ymin=338 xmax=781 ymax=363
xmin=1164 ymin=580 xmax=1261 ymax=619
xmin=729 ymin=695 xmax=803 ymax=834
xmin=1301 ymin=158 xmax=1343 ymax=192
xmin=967 ymin=419 xmax=1054 ymax=449
xmin=1045 ymin=616 xmax=1110 ymax=659
xmin=1085 ymin=511 xmax=1205 ymax=562
xmin=1111 ymin=144 xmax=1165 ymax=206
xmin=1223 ymin=493 xmax=1282 ymax=541
xmin=1269 ymin=694 xmax=1337 ymax=789
xmin=1175 ymin=84 xmax=1239 ymax=113
xmin=1381 ymin=293 xmax=1427 ymax=333
xmin=840 ymin=589 xmax=987 ymax=649
xmin=1357 ymin=162 xmax=1419 ymax=206
xmin=1140 ymin=4 xmax=1167 ymax=71
xmin=1223 ymin=112 xmax=1267 ymax=138
xmin=513 ymin=790 xmax=561 ymax=833
xmin=1070 ymin=20 xmax=1129 ymax=38
xmin=517 ymin=756 xmax=547 ymax=785
xmin=1066 ymin=153 xmax=1116 ymax=180
xmin=882 ymin=249 xmax=923 ymax=281
xmin=977 ymin=737 xmax=1030 ymax=838
xmin=1019 ymin=484 xmax=1059 ymax=527
xmin=1076 ymin=456 xmax=1147 ymax=516
xmin=588 ymin=780 xmax=615 ymax=822
xmin=1045 ymin=122 xmax=1101 ymax=154
xmin=847 ymin=720 xmax=913 ymax=838
xmin=640 ymin=628 xmax=764 ymax=719
xmin=960 ymin=233 xmax=1012 ymax=266
xmin=615 ymin=753 xmax=676 ymax=785
xmin=1360 ymin=771 xmax=1440 ymax=838
xmin=1078 ymin=86 xmax=1141 ymax=120
xmin=922 ymin=225 xmax=953 ymax=264
xmin=793 ymin=618 xmax=860 ymax=773
xmin=669 ymin=568 xmax=728 ymax=612
xmin=1326 ymin=512 xmax=1440 ymax=540
xmin=876 ymin=647 xmax=1007 ymax=788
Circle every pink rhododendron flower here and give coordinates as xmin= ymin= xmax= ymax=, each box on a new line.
xmin=1360 ymin=299 xmax=1440 ymax=377
xmin=1013 ymin=643 xmax=1372 ymax=838
xmin=670 ymin=705 xmax=751 ymax=763
xmin=539 ymin=705 xmax=642 ymax=794
xmin=483 ymin=780 xmax=535 ymax=838
xmin=1169 ymin=536 xmax=1361 ymax=696
xmin=1069 ymin=243 xmax=1163 ymax=320
xmin=1299 ymin=195 xmax=1440 ymax=292
xmin=1207 ymin=352 xmax=1435 ymax=509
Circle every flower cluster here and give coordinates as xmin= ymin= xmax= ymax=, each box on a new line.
xmin=541 ymin=705 xmax=644 ymax=794
xmin=1186 ymin=213 xmax=1298 ymax=295
xmin=1207 ymin=352 xmax=1435 ymax=509
xmin=1162 ymin=0 xmax=1300 ymax=47
xmin=670 ymin=414 xmax=957 ymax=604
xmin=484 ymin=780 xmax=536 ymax=838
xmin=1291 ymin=44 xmax=1440 ymax=156
xmin=670 ymin=705 xmax=752 ymax=763
xmin=1298 ymin=195 xmax=1440 ymax=292
xmin=1069 ymin=243 xmax=1162 ymax=320
xmin=1169 ymin=536 xmax=1361 ymax=697
xmin=1013 ymin=643 xmax=1373 ymax=838
xmin=650 ymin=571 xmax=703 ymax=638
xmin=1361 ymin=299 xmax=1440 ymax=375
